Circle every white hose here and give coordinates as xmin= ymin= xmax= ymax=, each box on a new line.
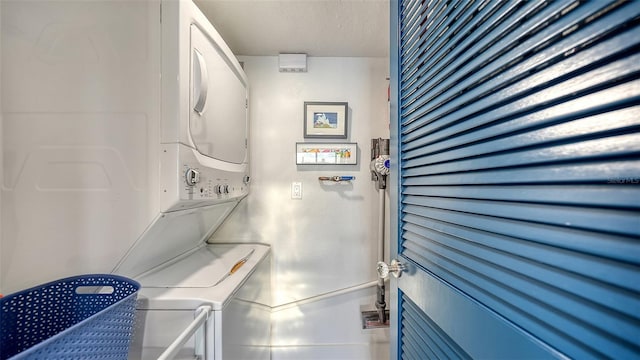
xmin=272 ymin=280 xmax=379 ymax=312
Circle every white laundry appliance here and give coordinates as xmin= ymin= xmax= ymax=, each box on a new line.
xmin=128 ymin=243 xmax=271 ymax=360
xmin=1 ymin=0 xmax=269 ymax=359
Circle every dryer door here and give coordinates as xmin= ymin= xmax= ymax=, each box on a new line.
xmin=189 ymin=25 xmax=248 ymax=165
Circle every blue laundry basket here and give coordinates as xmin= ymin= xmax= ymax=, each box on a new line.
xmin=0 ymin=274 xmax=140 ymax=360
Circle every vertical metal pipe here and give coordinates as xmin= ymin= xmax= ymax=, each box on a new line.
xmin=376 ymin=277 xmax=387 ymax=324
xmin=378 ymin=188 xmax=386 ymax=264
xmin=376 ymin=187 xmax=387 ymax=324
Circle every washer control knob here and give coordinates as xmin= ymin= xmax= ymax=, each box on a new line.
xmin=185 ymin=168 xmax=200 ymax=186
xmin=214 ymin=184 xmax=222 ymax=195
xmin=222 ymin=184 xmax=230 ymax=194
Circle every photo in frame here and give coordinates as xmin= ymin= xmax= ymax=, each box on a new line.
xmin=303 ymin=101 xmax=348 ymax=138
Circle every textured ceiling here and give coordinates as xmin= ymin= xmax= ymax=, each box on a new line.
xmin=193 ymin=0 xmax=390 ymax=57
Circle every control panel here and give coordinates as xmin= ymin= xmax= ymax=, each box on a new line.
xmin=160 ymin=144 xmax=250 ymax=212
xmin=182 ymin=164 xmax=249 ymax=201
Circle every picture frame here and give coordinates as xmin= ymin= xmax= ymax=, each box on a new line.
xmin=296 ymin=142 xmax=357 ymax=165
xmin=303 ymin=101 xmax=348 ymax=138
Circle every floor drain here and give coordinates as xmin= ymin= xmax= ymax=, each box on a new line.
xmin=361 ymin=310 xmax=390 ymax=329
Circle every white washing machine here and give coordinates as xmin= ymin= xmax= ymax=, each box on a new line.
xmin=128 ymin=243 xmax=271 ymax=360
xmin=1 ymin=0 xmax=268 ymax=358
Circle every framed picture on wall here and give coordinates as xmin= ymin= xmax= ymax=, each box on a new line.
xmin=303 ymin=101 xmax=348 ymax=138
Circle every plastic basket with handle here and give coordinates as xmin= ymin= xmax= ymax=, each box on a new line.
xmin=0 ymin=274 xmax=140 ymax=360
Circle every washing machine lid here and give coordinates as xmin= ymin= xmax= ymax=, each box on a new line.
xmin=137 ymin=244 xmax=254 ymax=288
xmin=134 ymin=243 xmax=270 ymax=311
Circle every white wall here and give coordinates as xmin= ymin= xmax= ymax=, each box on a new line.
xmin=0 ymin=1 xmax=161 ymax=293
xmin=209 ymin=56 xmax=391 ymax=359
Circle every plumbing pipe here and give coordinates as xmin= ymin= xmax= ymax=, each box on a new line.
xmin=272 ymin=280 xmax=379 ymax=312
xmin=375 ymin=186 xmax=388 ymax=324
xmin=378 ymin=188 xmax=385 ymax=264
xmin=376 ymin=277 xmax=387 ymax=324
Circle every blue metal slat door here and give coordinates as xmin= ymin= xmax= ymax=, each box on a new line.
xmin=389 ymin=0 xmax=640 ymax=359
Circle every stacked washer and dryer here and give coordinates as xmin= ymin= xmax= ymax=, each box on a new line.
xmin=1 ymin=1 xmax=269 ymax=359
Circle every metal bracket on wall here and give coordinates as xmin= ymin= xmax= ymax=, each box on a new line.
xmin=318 ymin=176 xmax=355 ymax=182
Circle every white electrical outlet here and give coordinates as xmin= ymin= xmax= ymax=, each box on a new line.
xmin=291 ymin=182 xmax=302 ymax=199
